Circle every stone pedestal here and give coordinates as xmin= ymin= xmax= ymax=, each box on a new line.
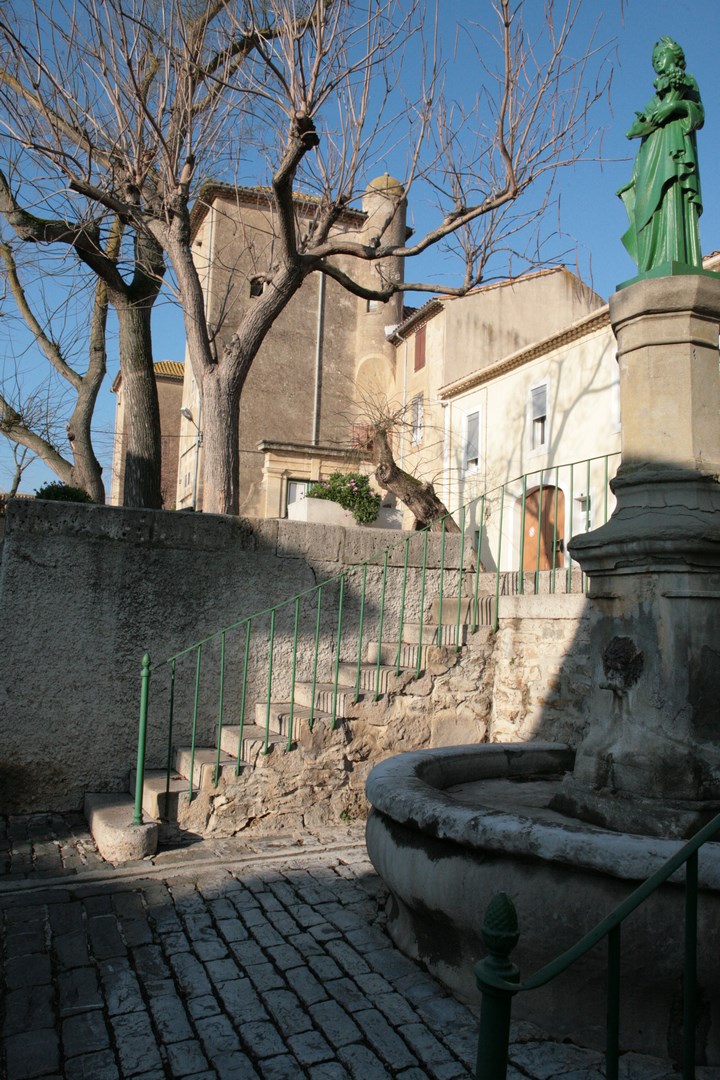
xmin=561 ymin=275 xmax=720 ymax=837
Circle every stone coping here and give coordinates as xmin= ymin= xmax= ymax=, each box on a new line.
xmin=2 ymin=499 xmax=472 ymax=569
xmin=365 ymin=743 xmax=720 ymax=887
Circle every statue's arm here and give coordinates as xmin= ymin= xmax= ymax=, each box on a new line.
xmin=626 ymin=113 xmax=653 ymax=139
xmin=646 ymin=84 xmax=704 ymax=130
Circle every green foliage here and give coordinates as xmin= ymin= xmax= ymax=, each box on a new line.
xmin=35 ymin=481 xmax=93 ymax=503
xmin=306 ymin=471 xmax=381 ymax=525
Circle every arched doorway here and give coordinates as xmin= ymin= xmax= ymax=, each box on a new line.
xmin=523 ymin=485 xmax=565 ymax=571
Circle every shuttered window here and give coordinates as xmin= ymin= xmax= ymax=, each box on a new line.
xmin=414 ymin=324 xmax=426 ymax=371
xmin=411 ymin=394 xmax=423 ymax=445
xmin=531 ymin=383 xmax=548 ymax=449
xmin=464 ymin=411 xmax=480 ymax=472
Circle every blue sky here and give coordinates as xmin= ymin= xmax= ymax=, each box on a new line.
xmin=3 ymin=0 xmax=719 ymax=495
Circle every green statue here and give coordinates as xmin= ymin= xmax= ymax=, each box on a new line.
xmin=618 ymin=37 xmax=704 ymax=274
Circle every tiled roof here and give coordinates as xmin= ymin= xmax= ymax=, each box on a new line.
xmin=190 ymin=181 xmax=367 ymax=239
xmin=112 ymin=360 xmax=183 ymax=392
xmin=154 ymin=360 xmax=184 ymax=378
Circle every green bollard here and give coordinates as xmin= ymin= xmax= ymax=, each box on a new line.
xmin=475 ymin=893 xmax=521 ymax=1080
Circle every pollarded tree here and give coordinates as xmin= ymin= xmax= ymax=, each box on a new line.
xmin=0 ymin=0 xmax=609 ymax=514
xmin=0 ymin=236 xmax=109 ymax=501
xmin=0 ymin=168 xmax=166 ymax=507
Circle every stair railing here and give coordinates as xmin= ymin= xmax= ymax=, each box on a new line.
xmin=474 ymin=811 xmax=720 ymax=1080
xmin=133 ymin=452 xmax=620 ymax=825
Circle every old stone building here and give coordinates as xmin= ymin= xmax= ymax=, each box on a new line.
xmin=110 ymin=359 xmax=184 ymax=509
xmin=176 ymin=177 xmax=407 ymax=517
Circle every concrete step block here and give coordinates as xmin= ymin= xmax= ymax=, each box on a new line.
xmin=336 ymin=661 xmax=407 ymax=696
xmin=253 ymin=702 xmax=333 ymax=738
xmin=292 ymin=680 xmax=361 ymax=717
xmin=84 ymin=792 xmax=158 ymax=863
xmin=365 ymin=641 xmax=427 ymax=668
xmin=402 ymin=622 xmax=468 ymax=645
xmin=429 ymin=594 xmax=494 ymax=625
xmin=173 ymin=746 xmax=237 ymax=790
xmin=132 ymin=769 xmax=191 ymax=823
xmin=219 ymin=724 xmax=285 ymax=762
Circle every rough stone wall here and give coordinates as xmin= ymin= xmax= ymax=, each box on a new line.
xmin=0 ymin=500 xmax=468 ymax=813
xmin=172 ymin=595 xmax=591 ymax=839
xmin=489 ymin=594 xmax=591 ymax=745
xmin=167 ymin=634 xmax=496 ymax=838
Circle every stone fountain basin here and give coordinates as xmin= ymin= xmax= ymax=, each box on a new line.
xmin=365 ymin=743 xmax=720 ymax=1061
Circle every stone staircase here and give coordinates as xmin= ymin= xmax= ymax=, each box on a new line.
xmin=85 ymin=567 xmax=583 ymax=859
xmin=133 ymin=594 xmax=485 ymax=833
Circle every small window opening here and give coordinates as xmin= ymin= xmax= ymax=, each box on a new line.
xmin=531 ymin=384 xmax=548 ymax=450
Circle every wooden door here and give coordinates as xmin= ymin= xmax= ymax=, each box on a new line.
xmin=523 ymin=485 xmax=565 ymax=571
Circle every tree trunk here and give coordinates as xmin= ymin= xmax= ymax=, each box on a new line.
xmin=201 ymin=367 xmax=240 ymax=515
xmin=373 ymin=429 xmax=459 ymax=531
xmin=66 ymin=274 xmax=108 ymax=502
xmin=116 ymin=301 xmax=162 ymax=509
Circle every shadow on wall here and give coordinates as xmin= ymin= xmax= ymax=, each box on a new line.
xmin=0 ymin=500 xmax=469 ymax=814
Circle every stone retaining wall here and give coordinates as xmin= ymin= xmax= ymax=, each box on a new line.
xmin=0 ymin=500 xmax=468 ymax=813
xmin=166 ymin=590 xmax=592 ymax=838
xmin=490 ymin=594 xmax=590 ymax=744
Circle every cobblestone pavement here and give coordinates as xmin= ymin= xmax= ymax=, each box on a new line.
xmin=1 ymin=815 xmax=712 ymax=1080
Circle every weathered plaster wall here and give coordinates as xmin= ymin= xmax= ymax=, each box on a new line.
xmin=0 ymin=501 xmax=467 ymax=814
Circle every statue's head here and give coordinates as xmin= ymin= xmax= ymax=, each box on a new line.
xmin=652 ymin=37 xmax=685 ymax=73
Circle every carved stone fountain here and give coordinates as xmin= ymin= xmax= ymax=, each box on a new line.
xmin=365 ymin=269 xmax=720 ymax=1061
xmin=365 ymin=96 xmax=720 ymax=1053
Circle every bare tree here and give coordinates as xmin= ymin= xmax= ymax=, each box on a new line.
xmin=347 ymin=385 xmax=460 ymax=531
xmin=0 ymin=238 xmax=110 ymax=499
xmin=0 ymin=0 xmax=609 ymax=515
xmin=0 ymin=168 xmax=165 ymax=507
xmin=6 ymin=442 xmax=35 ymax=495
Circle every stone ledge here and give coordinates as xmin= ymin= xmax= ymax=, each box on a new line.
xmin=84 ymin=792 xmax=158 ymax=863
xmin=499 ymin=593 xmax=588 ymax=620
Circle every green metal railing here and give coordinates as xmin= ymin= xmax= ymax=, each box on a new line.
xmin=133 ymin=452 xmax=620 ymax=825
xmin=474 ymin=812 xmax=720 ymax=1080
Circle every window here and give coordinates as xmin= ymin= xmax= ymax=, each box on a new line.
xmin=414 ymin=324 xmax=426 ymax=372
xmin=530 ymin=383 xmax=548 ymax=450
xmin=352 ymin=423 xmax=375 ymax=453
xmin=411 ymin=394 xmax=423 ymax=445
xmin=286 ymin=480 xmax=309 ymax=515
xmin=464 ymin=410 xmax=480 ymax=473
xmin=366 ymin=298 xmax=381 ymax=312
xmin=249 ymin=277 xmax=265 ymax=297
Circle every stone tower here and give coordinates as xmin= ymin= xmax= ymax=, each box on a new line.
xmin=354 ymin=174 xmax=407 ymax=401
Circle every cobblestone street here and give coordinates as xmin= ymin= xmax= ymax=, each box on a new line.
xmin=0 ymin=815 xmax=711 ymax=1080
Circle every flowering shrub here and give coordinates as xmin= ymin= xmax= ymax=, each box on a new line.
xmin=306 ymin=471 xmax=381 ymax=525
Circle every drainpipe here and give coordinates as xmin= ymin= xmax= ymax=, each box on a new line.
xmin=442 ymin=401 xmax=450 ymax=507
xmin=191 ymin=399 xmax=203 ymax=512
xmin=400 ymin=338 xmax=408 ymax=469
xmin=312 ymin=273 xmax=326 ymax=445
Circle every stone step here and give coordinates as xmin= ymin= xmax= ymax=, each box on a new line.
xmin=401 ymin=621 xmax=469 ymax=646
xmin=253 ymin=702 xmax=334 ymax=738
xmin=429 ymin=594 xmax=495 ymax=625
xmin=219 ymin=723 xmax=285 ymax=761
xmin=174 ymin=746 xmax=237 ymax=790
xmin=366 ymin=640 xmax=436 ymax=668
xmin=133 ymin=769 xmax=193 ymax=822
xmin=337 ymin=661 xmax=408 ymax=696
xmin=292 ymin=680 xmax=362 ymax=716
